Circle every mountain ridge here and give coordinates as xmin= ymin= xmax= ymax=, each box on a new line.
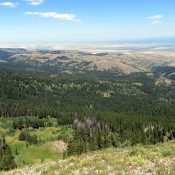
xmin=0 ymin=48 xmax=175 ymax=76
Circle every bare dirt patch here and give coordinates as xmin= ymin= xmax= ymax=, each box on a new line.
xmin=50 ymin=141 xmax=67 ymax=153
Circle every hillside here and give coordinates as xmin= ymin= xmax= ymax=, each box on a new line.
xmin=1 ymin=141 xmax=175 ymax=175
xmin=0 ymin=48 xmax=175 ymax=75
xmin=1 ymin=0 xmax=175 ymax=174
xmin=0 ymin=49 xmax=175 ymax=174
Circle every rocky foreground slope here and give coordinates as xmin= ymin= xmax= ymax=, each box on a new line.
xmin=1 ymin=141 xmax=175 ymax=175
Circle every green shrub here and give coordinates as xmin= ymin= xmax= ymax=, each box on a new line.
xmin=161 ymin=148 xmax=174 ymax=157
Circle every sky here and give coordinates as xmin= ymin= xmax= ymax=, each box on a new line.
xmin=0 ymin=0 xmax=175 ymax=44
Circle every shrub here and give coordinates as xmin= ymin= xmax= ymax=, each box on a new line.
xmin=161 ymin=147 xmax=174 ymax=157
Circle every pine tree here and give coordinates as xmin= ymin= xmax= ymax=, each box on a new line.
xmin=0 ymin=136 xmax=16 ymax=171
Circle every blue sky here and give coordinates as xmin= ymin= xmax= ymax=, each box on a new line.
xmin=0 ymin=0 xmax=175 ymax=44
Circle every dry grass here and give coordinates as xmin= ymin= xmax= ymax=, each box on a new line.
xmin=9 ymin=50 xmax=175 ymax=75
xmin=2 ymin=141 xmax=175 ymax=175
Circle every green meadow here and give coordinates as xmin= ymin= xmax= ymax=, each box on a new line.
xmin=0 ymin=117 xmax=73 ymax=167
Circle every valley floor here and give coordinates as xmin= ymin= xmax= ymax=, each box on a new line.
xmin=1 ymin=141 xmax=175 ymax=175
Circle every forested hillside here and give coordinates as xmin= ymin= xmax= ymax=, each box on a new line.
xmin=0 ymin=49 xmax=175 ymax=172
xmin=0 ymin=66 xmax=175 ymax=117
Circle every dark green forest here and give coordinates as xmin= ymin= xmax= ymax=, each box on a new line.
xmin=0 ymin=67 xmax=175 ymax=117
xmin=0 ymin=66 xmax=175 ymax=170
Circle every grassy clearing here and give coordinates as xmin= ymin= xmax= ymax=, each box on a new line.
xmin=17 ymin=143 xmax=62 ymax=166
xmin=5 ymin=127 xmax=72 ymax=167
xmin=0 ymin=118 xmax=73 ymax=168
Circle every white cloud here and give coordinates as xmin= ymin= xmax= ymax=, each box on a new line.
xmin=0 ymin=2 xmax=17 ymax=8
xmin=148 ymin=15 xmax=163 ymax=25
xmin=25 ymin=12 xmax=81 ymax=22
xmin=25 ymin=0 xmax=44 ymax=6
